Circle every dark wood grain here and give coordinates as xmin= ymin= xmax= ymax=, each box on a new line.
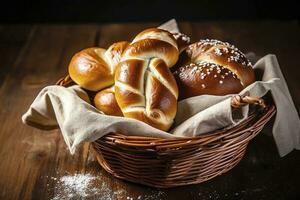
xmin=0 ymin=21 xmax=299 ymax=200
xmin=0 ymin=25 xmax=98 ymax=199
xmin=0 ymin=25 xmax=32 ymax=88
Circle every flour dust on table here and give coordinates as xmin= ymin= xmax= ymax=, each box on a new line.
xmin=48 ymin=172 xmax=165 ymax=200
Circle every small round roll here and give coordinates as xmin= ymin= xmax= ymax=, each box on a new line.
xmin=68 ymin=42 xmax=129 ymax=91
xmin=173 ymin=39 xmax=255 ymax=99
xmin=68 ymin=48 xmax=113 ymax=91
xmin=94 ymin=86 xmax=123 ymax=117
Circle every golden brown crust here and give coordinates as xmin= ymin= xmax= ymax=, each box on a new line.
xmin=115 ymin=28 xmax=179 ymax=131
xmin=68 ymin=41 xmax=129 ymax=91
xmin=123 ymin=39 xmax=179 ymax=67
xmin=146 ymin=74 xmax=177 ymax=119
xmin=150 ymin=58 xmax=178 ymax=98
xmin=123 ymin=111 xmax=171 ymax=131
xmin=115 ymin=59 xmax=146 ymax=91
xmin=94 ymin=86 xmax=123 ymax=117
xmin=69 ymin=48 xmax=113 ymax=91
xmin=114 ymin=86 xmax=145 ymax=109
xmin=105 ymin=41 xmax=129 ymax=73
xmin=173 ymin=39 xmax=255 ymax=99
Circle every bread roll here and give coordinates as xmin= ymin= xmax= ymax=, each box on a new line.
xmin=94 ymin=86 xmax=123 ymax=117
xmin=68 ymin=41 xmax=129 ymax=91
xmin=114 ymin=28 xmax=179 ymax=131
xmin=173 ymin=39 xmax=255 ymax=99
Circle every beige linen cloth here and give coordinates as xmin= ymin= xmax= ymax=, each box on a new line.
xmin=22 ymin=20 xmax=300 ymax=157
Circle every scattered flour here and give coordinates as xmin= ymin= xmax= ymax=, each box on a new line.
xmin=51 ymin=173 xmax=100 ymax=200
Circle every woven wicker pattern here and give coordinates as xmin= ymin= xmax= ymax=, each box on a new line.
xmin=57 ymin=76 xmax=276 ymax=188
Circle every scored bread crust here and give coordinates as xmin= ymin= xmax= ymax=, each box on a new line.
xmin=114 ymin=28 xmax=179 ymax=131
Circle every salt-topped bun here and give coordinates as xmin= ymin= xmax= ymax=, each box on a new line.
xmin=173 ymin=39 xmax=255 ymax=99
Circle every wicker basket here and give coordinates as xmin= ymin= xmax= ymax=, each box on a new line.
xmin=57 ymin=75 xmax=276 ymax=188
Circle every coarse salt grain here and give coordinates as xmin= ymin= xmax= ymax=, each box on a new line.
xmin=214 ymin=48 xmax=222 ymax=56
xmin=223 ymin=47 xmax=229 ymax=53
xmin=172 ymin=32 xmax=191 ymax=43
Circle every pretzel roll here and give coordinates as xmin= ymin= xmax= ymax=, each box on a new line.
xmin=173 ymin=39 xmax=255 ymax=99
xmin=94 ymin=86 xmax=123 ymax=117
xmin=68 ymin=41 xmax=129 ymax=91
xmin=115 ymin=28 xmax=179 ymax=131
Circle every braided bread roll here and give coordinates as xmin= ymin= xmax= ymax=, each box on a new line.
xmin=173 ymin=39 xmax=255 ymax=99
xmin=114 ymin=28 xmax=179 ymax=131
xmin=68 ymin=41 xmax=129 ymax=91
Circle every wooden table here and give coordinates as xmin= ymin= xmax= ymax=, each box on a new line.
xmin=0 ymin=21 xmax=299 ymax=200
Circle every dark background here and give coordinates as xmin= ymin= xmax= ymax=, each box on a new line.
xmin=1 ymin=0 xmax=299 ymax=23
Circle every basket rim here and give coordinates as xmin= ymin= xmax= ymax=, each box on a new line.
xmin=95 ymin=104 xmax=276 ymax=149
xmin=91 ymin=99 xmax=276 ymax=188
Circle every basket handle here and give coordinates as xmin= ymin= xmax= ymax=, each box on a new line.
xmin=56 ymin=74 xmax=73 ymax=87
xmin=231 ymin=94 xmax=266 ymax=109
